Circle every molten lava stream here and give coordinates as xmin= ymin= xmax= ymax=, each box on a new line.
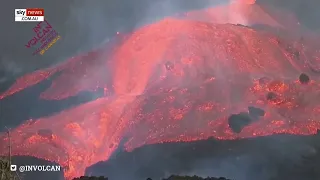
xmin=0 ymin=36 xmax=123 ymax=100
xmin=1 ymin=17 xmax=320 ymax=180
xmin=0 ymin=96 xmax=138 ymax=179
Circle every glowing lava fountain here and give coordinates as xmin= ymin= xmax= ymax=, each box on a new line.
xmin=1 ymin=15 xmax=320 ymax=180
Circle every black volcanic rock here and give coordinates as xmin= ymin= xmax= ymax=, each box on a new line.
xmin=299 ymin=73 xmax=310 ymax=84
xmin=248 ymin=106 xmax=265 ymax=118
xmin=266 ymin=92 xmax=277 ymax=101
xmin=228 ymin=107 xmax=265 ymax=134
xmin=228 ymin=112 xmax=253 ymax=133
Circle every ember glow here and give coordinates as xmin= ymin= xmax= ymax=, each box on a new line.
xmin=1 ymin=4 xmax=320 ymax=180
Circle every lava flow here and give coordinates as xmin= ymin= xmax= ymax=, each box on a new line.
xmin=1 ymin=6 xmax=320 ymax=180
xmin=0 ymin=1 xmax=308 ymax=101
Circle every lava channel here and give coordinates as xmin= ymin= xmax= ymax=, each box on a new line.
xmin=1 ymin=18 xmax=320 ymax=180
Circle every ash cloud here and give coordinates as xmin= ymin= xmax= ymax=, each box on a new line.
xmin=0 ymin=56 xmax=23 ymax=92
xmin=0 ymin=56 xmax=23 ymax=76
xmin=63 ymin=0 xmax=228 ymax=52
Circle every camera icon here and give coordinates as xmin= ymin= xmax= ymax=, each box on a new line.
xmin=10 ymin=165 xmax=17 ymax=172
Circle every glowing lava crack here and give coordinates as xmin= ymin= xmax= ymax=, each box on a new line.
xmin=1 ymin=18 xmax=320 ymax=180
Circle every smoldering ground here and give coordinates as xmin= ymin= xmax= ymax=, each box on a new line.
xmin=86 ymin=134 xmax=319 ymax=180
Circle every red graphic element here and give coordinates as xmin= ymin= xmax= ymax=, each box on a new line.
xmin=26 ymin=8 xmax=44 ymax=16
xmin=25 ymin=20 xmax=53 ymax=49
xmin=1 ymin=4 xmax=320 ymax=180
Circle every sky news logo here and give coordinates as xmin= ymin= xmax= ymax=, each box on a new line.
xmin=15 ymin=8 xmax=44 ymax=22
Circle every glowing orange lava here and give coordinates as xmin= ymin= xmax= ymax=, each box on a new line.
xmin=1 ymin=6 xmax=320 ymax=180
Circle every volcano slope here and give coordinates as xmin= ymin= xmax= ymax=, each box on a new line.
xmin=0 ymin=2 xmax=315 ymax=101
xmin=1 ymin=18 xmax=320 ymax=179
